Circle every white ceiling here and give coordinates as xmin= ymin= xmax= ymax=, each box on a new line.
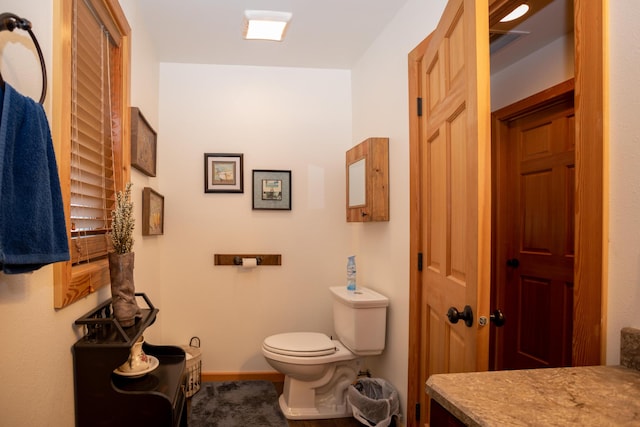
xmin=133 ymin=0 xmax=410 ymax=69
xmin=132 ymin=0 xmax=572 ymax=71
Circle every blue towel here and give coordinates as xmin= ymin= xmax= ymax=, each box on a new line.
xmin=0 ymin=83 xmax=70 ymax=273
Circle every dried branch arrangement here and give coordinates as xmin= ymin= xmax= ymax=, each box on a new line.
xmin=111 ymin=182 xmax=135 ymax=254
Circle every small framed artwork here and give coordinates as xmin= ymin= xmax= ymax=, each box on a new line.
xmin=131 ymin=107 xmax=157 ymax=177
xmin=252 ymin=169 xmax=292 ymax=210
xmin=204 ymin=153 xmax=244 ymax=193
xmin=142 ymin=187 xmax=164 ymax=236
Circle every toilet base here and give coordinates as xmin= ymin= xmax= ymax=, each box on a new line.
xmin=278 ymin=394 xmax=352 ymax=420
xmin=277 ymin=358 xmax=361 ymax=420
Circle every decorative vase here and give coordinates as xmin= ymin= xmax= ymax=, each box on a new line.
xmin=108 ymin=251 xmax=141 ymax=327
xmin=118 ymin=335 xmax=150 ymax=373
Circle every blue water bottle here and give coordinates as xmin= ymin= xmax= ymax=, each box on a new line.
xmin=347 ymin=256 xmax=356 ymax=291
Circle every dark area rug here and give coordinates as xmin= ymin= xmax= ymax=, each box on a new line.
xmin=189 ymin=380 xmax=288 ymax=427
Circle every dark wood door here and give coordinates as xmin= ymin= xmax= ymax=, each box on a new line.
xmin=493 ymin=84 xmax=575 ymax=370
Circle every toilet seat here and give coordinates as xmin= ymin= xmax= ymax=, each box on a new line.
xmin=263 ymin=332 xmax=336 ymax=357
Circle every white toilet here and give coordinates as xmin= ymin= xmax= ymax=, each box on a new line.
xmin=262 ymin=286 xmax=389 ymax=420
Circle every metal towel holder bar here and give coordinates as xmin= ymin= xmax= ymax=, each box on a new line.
xmin=0 ymin=12 xmax=47 ymax=104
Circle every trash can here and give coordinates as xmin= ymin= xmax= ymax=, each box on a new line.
xmin=180 ymin=337 xmax=202 ymax=398
xmin=347 ymin=377 xmax=400 ymax=427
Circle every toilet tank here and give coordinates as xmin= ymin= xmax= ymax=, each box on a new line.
xmin=330 ymin=286 xmax=389 ymax=356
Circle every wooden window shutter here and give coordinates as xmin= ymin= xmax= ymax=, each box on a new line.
xmin=53 ymin=0 xmax=130 ymax=309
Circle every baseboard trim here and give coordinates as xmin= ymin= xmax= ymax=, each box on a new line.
xmin=202 ymin=371 xmax=285 ymax=383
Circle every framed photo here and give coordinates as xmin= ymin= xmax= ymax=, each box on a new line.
xmin=204 ymin=153 xmax=244 ymax=193
xmin=131 ymin=107 xmax=157 ymax=177
xmin=142 ymin=187 xmax=164 ymax=236
xmin=252 ymin=170 xmax=291 ymax=210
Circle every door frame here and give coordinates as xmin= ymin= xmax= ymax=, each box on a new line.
xmin=407 ymin=1 xmax=606 ymax=425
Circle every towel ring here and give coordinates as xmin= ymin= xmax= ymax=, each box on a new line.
xmin=0 ymin=12 xmax=47 ymax=104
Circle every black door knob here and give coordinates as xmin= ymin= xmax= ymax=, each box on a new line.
xmin=506 ymin=258 xmax=520 ymax=268
xmin=490 ymin=309 xmax=506 ymax=327
xmin=447 ymin=305 xmax=474 ymax=327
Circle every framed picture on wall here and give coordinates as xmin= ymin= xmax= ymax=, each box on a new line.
xmin=131 ymin=107 xmax=157 ymax=177
xmin=142 ymin=187 xmax=164 ymax=235
xmin=252 ymin=169 xmax=292 ymax=210
xmin=204 ymin=153 xmax=244 ymax=193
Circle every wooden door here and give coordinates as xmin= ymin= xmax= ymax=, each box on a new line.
xmin=492 ymin=83 xmax=575 ymax=370
xmin=408 ymin=2 xmax=605 ymax=426
xmin=416 ymin=0 xmax=491 ymax=422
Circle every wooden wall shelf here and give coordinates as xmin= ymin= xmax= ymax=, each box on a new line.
xmin=214 ymin=254 xmax=282 ymax=266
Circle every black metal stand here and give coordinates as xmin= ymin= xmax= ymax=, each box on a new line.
xmin=73 ymin=293 xmax=187 ymax=427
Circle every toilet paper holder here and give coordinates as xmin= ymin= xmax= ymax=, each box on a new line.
xmin=234 ymin=256 xmax=261 ymax=265
xmin=214 ymin=254 xmax=282 ymax=266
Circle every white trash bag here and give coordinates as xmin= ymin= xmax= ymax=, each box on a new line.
xmin=347 ymin=378 xmax=400 ymax=427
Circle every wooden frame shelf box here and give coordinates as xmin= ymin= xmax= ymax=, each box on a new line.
xmin=346 ymin=137 xmax=389 ymax=222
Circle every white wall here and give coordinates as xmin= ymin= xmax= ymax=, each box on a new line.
xmin=350 ymin=0 xmax=447 ymax=421
xmin=0 ymin=3 xmax=96 ymax=427
xmin=3 ymin=1 xmax=640 ymax=426
xmin=607 ymin=2 xmax=640 ymax=364
xmin=119 ymin=0 xmax=164 ymax=343
xmin=0 ymin=1 xmax=161 ymax=426
xmin=155 ymin=63 xmax=352 ymax=370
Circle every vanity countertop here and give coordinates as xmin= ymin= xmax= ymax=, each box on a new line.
xmin=426 ymin=365 xmax=640 ymax=426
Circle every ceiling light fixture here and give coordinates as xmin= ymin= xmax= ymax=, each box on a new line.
xmin=500 ymin=4 xmax=530 ymax=22
xmin=243 ymin=10 xmax=292 ymax=41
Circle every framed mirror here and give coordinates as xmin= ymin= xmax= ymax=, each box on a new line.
xmin=348 ymin=158 xmax=366 ymax=207
xmin=346 ymin=137 xmax=389 ymax=222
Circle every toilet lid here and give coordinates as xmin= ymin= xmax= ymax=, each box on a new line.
xmin=263 ymin=332 xmax=336 ymax=357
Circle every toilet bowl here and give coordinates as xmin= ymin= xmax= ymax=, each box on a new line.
xmin=262 ymin=286 xmax=389 ymax=420
xmin=262 ymin=333 xmax=361 ymax=419
xmin=262 ymin=332 xmax=356 ymax=381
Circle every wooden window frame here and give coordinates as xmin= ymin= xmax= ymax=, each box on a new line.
xmin=53 ymin=0 xmax=131 ymax=309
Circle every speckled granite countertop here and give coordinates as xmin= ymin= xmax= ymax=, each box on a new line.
xmin=426 ymin=328 xmax=640 ymax=426
xmin=426 ymin=365 xmax=640 ymax=426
